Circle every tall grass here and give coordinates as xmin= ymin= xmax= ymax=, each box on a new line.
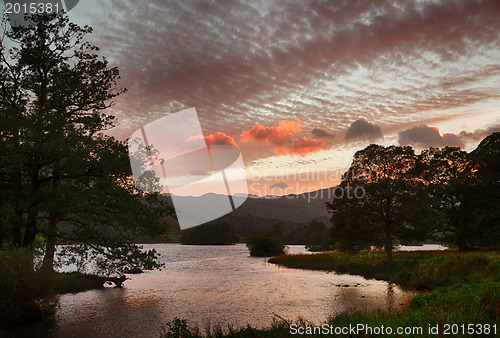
xmin=269 ymin=250 xmax=500 ymax=290
xmin=0 ymin=248 xmax=58 ymax=324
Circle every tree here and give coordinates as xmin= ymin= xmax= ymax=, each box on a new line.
xmin=0 ymin=13 xmax=172 ymax=274
xmin=413 ymin=146 xmax=474 ymax=250
xmin=327 ymin=145 xmax=439 ymax=264
xmin=180 ymin=222 xmax=237 ymax=245
xmin=414 ymin=138 xmax=499 ymax=250
xmin=246 ymin=233 xmax=286 ymax=257
xmin=466 ymin=133 xmax=500 ymax=248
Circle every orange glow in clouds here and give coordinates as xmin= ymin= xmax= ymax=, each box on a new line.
xmin=276 ymin=136 xmax=331 ymax=156
xmin=187 ymin=132 xmax=239 ymax=148
xmin=241 ymin=119 xmax=302 ymax=145
xmin=241 ymin=119 xmax=332 ymax=156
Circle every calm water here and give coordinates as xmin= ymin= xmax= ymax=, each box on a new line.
xmin=7 ymin=244 xmax=422 ymax=337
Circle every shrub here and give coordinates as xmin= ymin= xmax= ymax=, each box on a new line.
xmin=0 ymin=248 xmax=58 ymax=324
xmin=246 ymin=234 xmax=286 ymax=257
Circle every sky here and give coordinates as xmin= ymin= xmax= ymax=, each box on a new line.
xmin=6 ymin=0 xmax=499 ymax=196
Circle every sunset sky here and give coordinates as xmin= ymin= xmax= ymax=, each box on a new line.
xmin=8 ymin=0 xmax=499 ymax=196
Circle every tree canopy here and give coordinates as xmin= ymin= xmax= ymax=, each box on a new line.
xmin=0 ymin=13 xmax=172 ymax=274
xmin=328 ymin=135 xmax=500 ymax=260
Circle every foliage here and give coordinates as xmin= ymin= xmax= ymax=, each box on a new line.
xmin=0 ymin=248 xmax=57 ymax=324
xmin=327 ymin=145 xmax=441 ymax=263
xmin=181 ymin=222 xmax=237 ymax=245
xmin=246 ymin=233 xmax=286 ymax=257
xmin=162 ymin=317 xmax=199 ymax=338
xmin=0 ymin=13 xmax=172 ymax=274
xmin=327 ymin=281 xmax=499 ymax=337
xmin=162 ymin=317 xmax=290 ymax=338
xmin=466 ymin=132 xmax=500 ymax=248
xmin=270 ymin=250 xmax=500 ymax=290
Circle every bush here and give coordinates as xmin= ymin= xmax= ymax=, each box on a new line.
xmin=246 ymin=234 xmax=286 ymax=257
xmin=181 ymin=222 xmax=237 ymax=245
xmin=0 ymin=248 xmax=58 ymax=324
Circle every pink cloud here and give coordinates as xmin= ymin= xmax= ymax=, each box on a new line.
xmin=241 ymin=119 xmax=302 ymax=145
xmin=187 ymin=132 xmax=239 ymax=148
xmin=276 ymin=136 xmax=331 ymax=156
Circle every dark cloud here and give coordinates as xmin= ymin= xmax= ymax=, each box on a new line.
xmin=345 ymin=119 xmax=383 ymax=142
xmin=312 ymin=128 xmax=334 ymax=140
xmin=90 ymin=0 xmax=500 ymax=141
xmin=269 ymin=182 xmax=290 ymax=189
xmin=459 ymin=123 xmax=500 ymax=142
xmin=398 ymin=125 xmax=464 ymax=148
xmin=190 ymin=170 xmax=210 ymax=176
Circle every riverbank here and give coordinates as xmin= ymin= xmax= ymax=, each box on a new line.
xmin=269 ymin=250 xmax=500 ymax=290
xmin=161 ymin=250 xmax=499 ymax=337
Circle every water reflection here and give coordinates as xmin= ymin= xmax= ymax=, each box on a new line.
xmin=3 ymin=244 xmax=418 ymax=337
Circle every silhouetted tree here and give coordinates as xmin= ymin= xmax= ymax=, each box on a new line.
xmin=181 ymin=222 xmax=237 ymax=245
xmin=0 ymin=13 xmax=171 ymax=273
xmin=327 ymin=145 xmax=440 ymax=264
xmin=246 ymin=233 xmax=286 ymax=257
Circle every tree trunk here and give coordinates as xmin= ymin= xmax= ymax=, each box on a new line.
xmin=41 ymin=214 xmax=57 ymax=271
xmin=0 ymin=222 xmax=4 ymax=248
xmin=22 ymin=211 xmax=38 ymax=248
xmin=12 ymin=210 xmax=23 ymax=247
xmin=384 ymin=231 xmax=393 ymax=265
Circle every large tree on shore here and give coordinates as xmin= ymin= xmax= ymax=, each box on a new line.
xmin=327 ymin=145 xmax=440 ymax=264
xmin=414 ymin=136 xmax=500 ymax=251
xmin=413 ymin=146 xmax=473 ymax=250
xmin=0 ymin=13 xmax=171 ymax=273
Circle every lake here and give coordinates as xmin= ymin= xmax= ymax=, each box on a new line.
xmin=8 ymin=244 xmax=427 ymax=337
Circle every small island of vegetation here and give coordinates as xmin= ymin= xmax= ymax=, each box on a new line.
xmin=181 ymin=222 xmax=238 ymax=245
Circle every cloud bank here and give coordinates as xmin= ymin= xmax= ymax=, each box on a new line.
xmin=398 ymin=125 xmax=464 ymax=148
xmin=345 ymin=119 xmax=383 ymax=142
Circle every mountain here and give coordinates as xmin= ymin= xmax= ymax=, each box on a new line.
xmin=161 ymin=187 xmax=334 ymax=230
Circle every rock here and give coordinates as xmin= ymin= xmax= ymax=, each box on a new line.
xmin=126 ymin=267 xmax=144 ymax=274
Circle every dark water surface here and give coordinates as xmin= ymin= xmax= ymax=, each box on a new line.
xmin=4 ymin=244 xmax=427 ymax=337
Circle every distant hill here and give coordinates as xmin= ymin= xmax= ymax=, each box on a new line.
xmin=161 ymin=187 xmax=335 ymax=232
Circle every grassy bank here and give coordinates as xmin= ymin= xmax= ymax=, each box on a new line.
xmin=161 ymin=250 xmax=499 ymax=337
xmin=269 ymin=250 xmax=500 ymax=290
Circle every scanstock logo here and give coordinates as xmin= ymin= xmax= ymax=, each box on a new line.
xmin=3 ymin=1 xmax=79 ymax=27
xmin=128 ymin=108 xmax=248 ymax=230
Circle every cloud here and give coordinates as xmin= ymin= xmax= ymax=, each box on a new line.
xmin=93 ymin=0 xmax=500 ymax=141
xmin=205 ymin=132 xmax=239 ymax=148
xmin=240 ymin=120 xmax=331 ymax=156
xmin=459 ymin=123 xmax=500 ymax=142
xmin=187 ymin=132 xmax=239 ymax=148
xmin=190 ymin=170 xmax=210 ymax=176
xmin=398 ymin=125 xmax=464 ymax=148
xmin=276 ymin=136 xmax=331 ymax=156
xmin=345 ymin=119 xmax=383 ymax=142
xmin=241 ymin=119 xmax=302 ymax=145
xmin=312 ymin=128 xmax=335 ymax=140
xmin=269 ymin=182 xmax=290 ymax=189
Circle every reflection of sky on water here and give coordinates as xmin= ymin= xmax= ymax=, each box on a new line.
xmin=5 ymin=244 xmax=418 ymax=337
